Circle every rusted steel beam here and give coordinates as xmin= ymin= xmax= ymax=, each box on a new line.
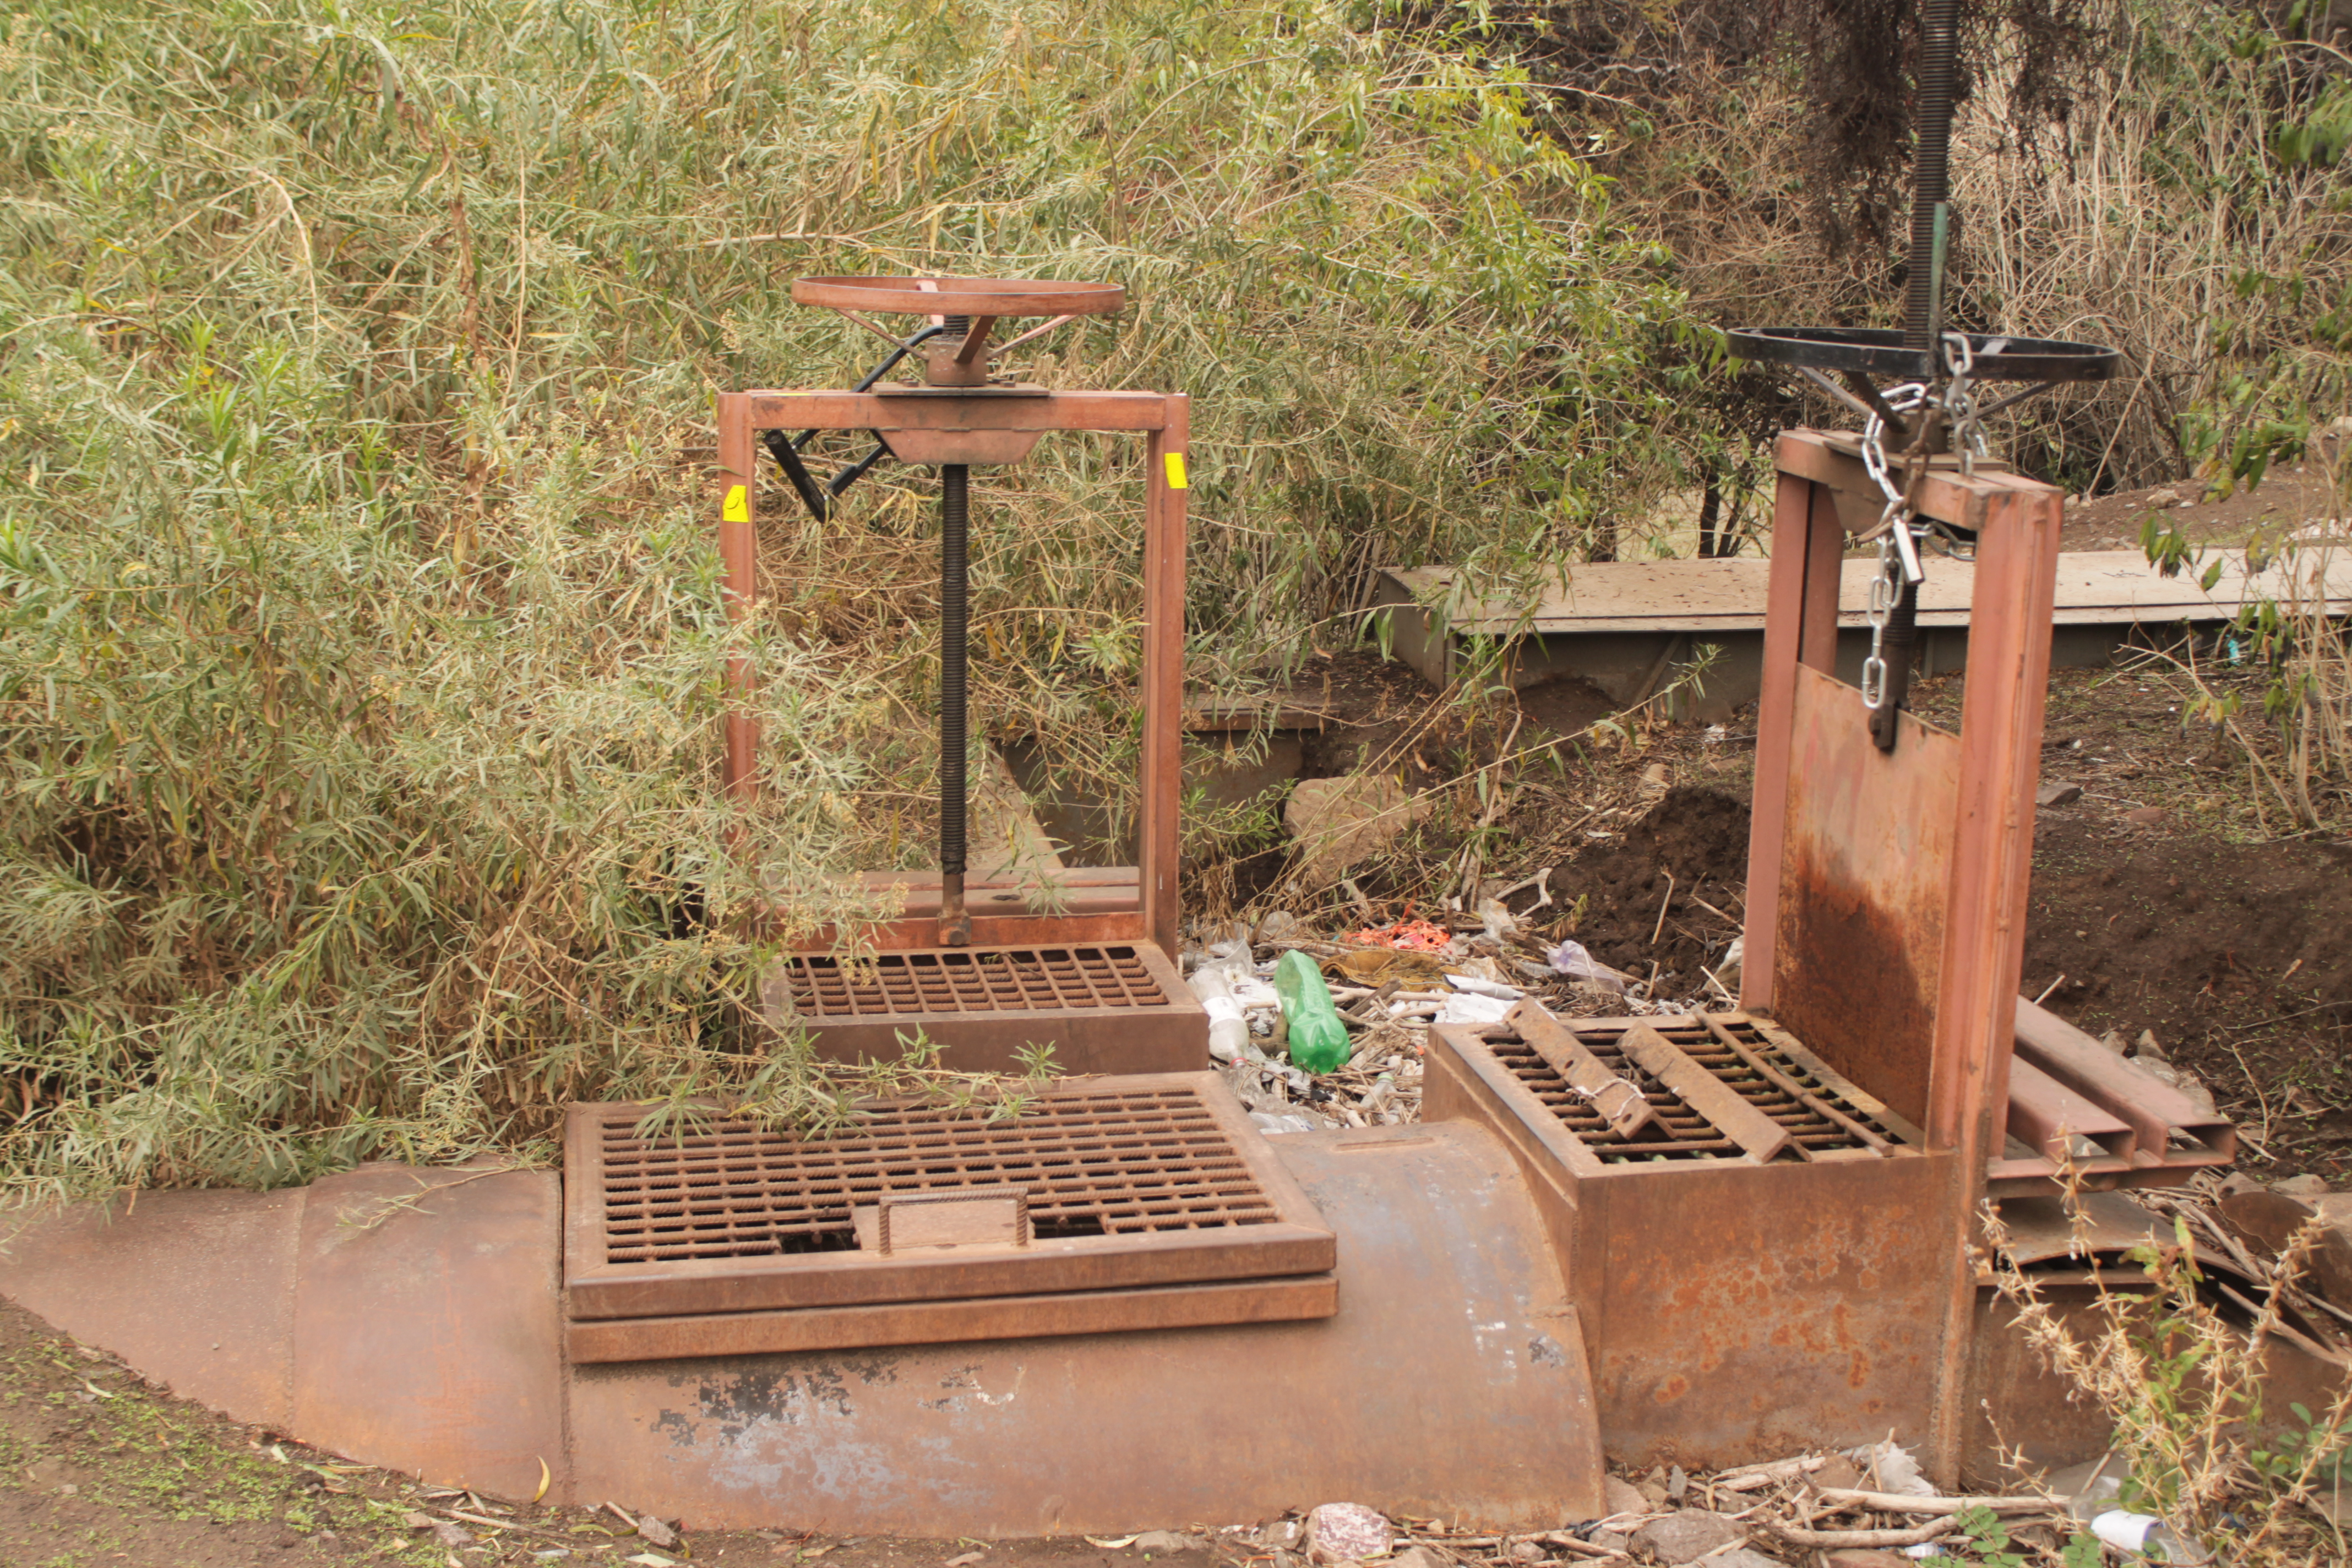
xmin=565 ymin=1274 xmax=1340 ymax=1364
xmin=1140 ymin=398 xmax=1189 ymax=957
xmin=717 ymin=391 xmax=758 ymax=803
xmin=745 ymin=389 xmax=1170 ymax=433
xmin=2011 ymin=998 xmax=2237 ymax=1167
xmin=1615 ymin=1023 xmax=1793 ymax=1163
xmin=1509 ymin=1003 xmax=1659 ymax=1140
xmin=2005 ymin=1057 xmax=2135 ymax=1166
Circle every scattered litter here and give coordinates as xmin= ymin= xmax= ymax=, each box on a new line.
xmin=1847 ymin=1440 xmax=1936 ymax=1498
xmin=1547 ymin=939 xmax=1627 ymax=994
xmin=1085 ymin=1537 xmax=1140 ymax=1550
xmin=1443 ymin=973 xmax=1523 ymax=1001
xmin=2089 ymin=1510 xmax=2208 ymax=1562
xmin=1275 ymin=950 xmax=1352 ymax=1072
xmin=626 ymin=1556 xmax=680 ymax=1568
xmin=1435 ymin=992 xmax=1513 ymax=1026
xmin=1348 ymin=917 xmax=1451 ymax=950
xmin=945 ymin=1553 xmax=987 ymax=1566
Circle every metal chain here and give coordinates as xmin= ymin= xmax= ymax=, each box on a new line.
xmin=1860 ymin=529 xmax=1900 ymax=710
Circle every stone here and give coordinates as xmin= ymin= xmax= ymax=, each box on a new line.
xmin=1602 ymin=1476 xmax=1648 ymax=1520
xmin=431 ymin=1521 xmax=475 ymax=1549
xmin=2097 ymin=1030 xmax=2130 ymax=1056
xmin=1665 ymin=1463 xmax=1689 ymax=1500
xmin=2134 ymin=1028 xmax=2169 ymax=1063
xmin=2217 ymin=1171 xmax=2265 ymax=1197
xmin=1707 ymin=1554 xmax=1783 ymax=1568
xmin=1259 ymin=1521 xmax=1304 ymax=1549
xmin=2124 ymin=805 xmax=2167 ymax=825
xmin=2035 ymin=781 xmax=2083 ymax=807
xmin=1305 ymin=1503 xmax=1392 ymax=1565
xmin=1389 ymin=1548 xmax=1448 ymax=1568
xmin=1823 ymin=1553 xmax=1912 ymax=1568
xmin=1636 ymin=1479 xmax=1671 ymax=1508
xmin=1631 ymin=1509 xmax=1745 ymax=1565
xmin=1507 ymin=1540 xmax=1546 ymax=1562
xmin=1283 ymin=774 xmax=1429 ymax=891
xmin=2274 ymin=1173 xmax=2331 ymax=1199
xmin=636 ymin=1517 xmax=679 ymax=1549
xmin=1132 ymin=1533 xmax=1201 ymax=1555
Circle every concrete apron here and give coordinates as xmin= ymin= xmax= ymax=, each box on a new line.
xmin=0 ymin=1121 xmax=1607 ymax=1536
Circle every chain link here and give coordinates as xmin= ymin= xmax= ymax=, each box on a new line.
xmin=1854 ymin=333 xmax=1989 ymax=713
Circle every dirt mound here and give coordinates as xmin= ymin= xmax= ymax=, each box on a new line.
xmin=2026 ymin=817 xmax=2352 ymax=1080
xmin=1551 ymin=786 xmax=1751 ymax=988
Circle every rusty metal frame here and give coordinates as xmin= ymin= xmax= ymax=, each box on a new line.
xmin=1425 ymin=1016 xmax=1959 ymax=1471
xmin=563 ymin=1072 xmax=1333 ymax=1326
xmin=717 ymin=387 xmax=1189 ymax=958
xmin=1740 ymin=429 xmax=2065 ymax=1481
xmin=755 ymin=940 xmax=1205 ymax=1075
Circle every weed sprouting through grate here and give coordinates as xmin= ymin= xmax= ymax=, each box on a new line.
xmin=591 ymin=1084 xmax=1280 ymax=1264
xmin=777 ymin=946 xmax=1177 ymax=1018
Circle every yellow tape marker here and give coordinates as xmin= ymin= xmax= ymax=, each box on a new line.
xmin=722 ymin=484 xmax=749 ymax=522
xmin=1163 ymin=453 xmax=1189 ymax=490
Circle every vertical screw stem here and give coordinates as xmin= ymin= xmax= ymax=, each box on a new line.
xmin=1904 ymin=0 xmax=1961 ymax=355
xmin=937 ymin=318 xmax=973 ymax=943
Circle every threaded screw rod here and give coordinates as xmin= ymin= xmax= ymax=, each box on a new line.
xmin=937 ymin=316 xmax=974 ymax=944
xmin=1903 ymin=0 xmax=1961 ymax=355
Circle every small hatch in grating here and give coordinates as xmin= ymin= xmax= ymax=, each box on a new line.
xmin=563 ymin=1072 xmax=1337 ymax=1322
xmin=1482 ymin=1012 xmax=1920 ymax=1164
xmin=776 ymin=945 xmax=1177 ymax=1018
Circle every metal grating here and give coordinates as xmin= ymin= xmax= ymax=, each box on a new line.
xmin=1485 ymin=1014 xmax=1913 ymax=1163
xmin=777 ymin=945 xmax=1175 ymax=1017
xmin=594 ymin=1085 xmax=1281 ymax=1265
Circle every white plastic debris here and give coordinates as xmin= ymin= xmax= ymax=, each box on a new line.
xmin=1444 ymin=973 xmax=1525 ymax=1001
xmin=1548 ymin=939 xmax=1627 ymax=995
xmin=2090 ymin=1511 xmax=2208 ymax=1563
xmin=1847 ymin=1440 xmax=1936 ymax=1497
xmin=1249 ymin=1111 xmax=1317 ymax=1136
xmin=1435 ymin=992 xmax=1514 ymax=1026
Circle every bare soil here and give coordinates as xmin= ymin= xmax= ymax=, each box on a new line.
xmin=1261 ymin=650 xmax=2352 ymax=1184
xmin=0 ymin=1297 xmax=1232 ymax=1568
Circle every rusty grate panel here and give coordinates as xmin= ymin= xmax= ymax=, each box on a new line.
xmin=777 ymin=945 xmax=1175 ymax=1018
xmin=1485 ymin=1014 xmax=1915 ymax=1164
xmin=597 ymin=1085 xmax=1277 ymax=1264
xmin=563 ymin=1072 xmax=1336 ymax=1322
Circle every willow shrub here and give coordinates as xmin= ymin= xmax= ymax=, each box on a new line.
xmin=0 ymin=0 xmax=1691 ymax=1196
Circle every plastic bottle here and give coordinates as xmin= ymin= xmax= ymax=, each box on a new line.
xmin=2089 ymin=1512 xmax=2209 ymax=1564
xmin=1187 ymin=962 xmax=1250 ymax=1063
xmin=1272 ymin=950 xmax=1352 ymax=1073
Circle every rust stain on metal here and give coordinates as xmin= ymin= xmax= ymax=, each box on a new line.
xmin=1770 ymin=663 xmax=1960 ymax=1129
xmin=562 ymin=1072 xmax=1336 ymax=1347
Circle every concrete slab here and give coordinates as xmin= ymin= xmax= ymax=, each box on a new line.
xmin=291 ymin=1163 xmax=564 ymax=1500
xmin=0 ymin=1186 xmax=303 ymax=1429
xmin=1375 ymin=550 xmax=2352 ymax=709
xmin=566 ymin=1122 xmax=1604 ymax=1536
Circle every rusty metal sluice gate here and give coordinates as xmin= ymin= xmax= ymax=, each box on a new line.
xmin=0 ymin=353 xmax=2307 ymax=1533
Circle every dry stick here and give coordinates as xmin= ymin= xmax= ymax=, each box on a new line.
xmin=1762 ymin=1518 xmax=1952 ymax=1549
xmin=1649 ymin=869 xmax=1676 ymax=945
xmin=2033 ymin=972 xmax=2067 ymax=1005
xmin=1809 ymin=1489 xmax=2058 ymax=1515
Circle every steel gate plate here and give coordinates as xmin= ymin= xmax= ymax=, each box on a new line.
xmin=562 ymin=1072 xmax=1334 ymax=1359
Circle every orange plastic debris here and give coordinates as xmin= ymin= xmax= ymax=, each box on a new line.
xmin=1348 ymin=918 xmax=1452 ymax=951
